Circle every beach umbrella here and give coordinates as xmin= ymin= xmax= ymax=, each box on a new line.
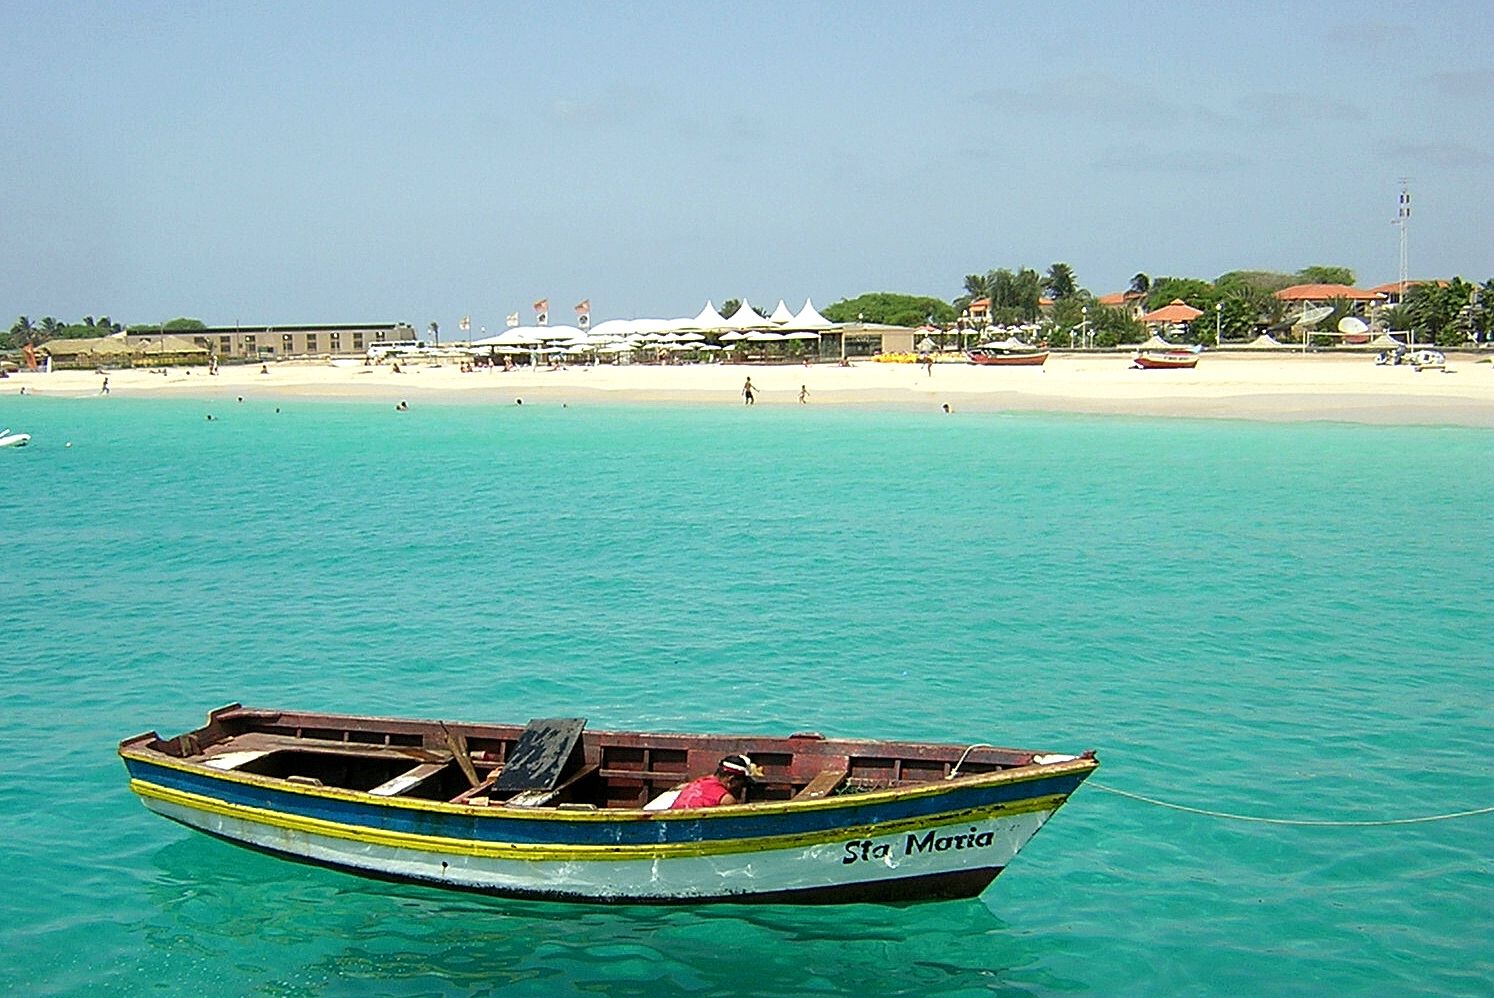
xmin=719 ymin=331 xmax=746 ymax=342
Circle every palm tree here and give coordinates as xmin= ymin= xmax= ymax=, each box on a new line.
xmin=1045 ymin=263 xmax=1078 ymax=300
xmin=1129 ymin=273 xmax=1151 ymax=295
xmin=962 ymin=273 xmax=993 ymax=301
xmin=8 ymin=316 xmax=34 ymax=349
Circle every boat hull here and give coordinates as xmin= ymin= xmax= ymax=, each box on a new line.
xmin=1132 ymin=353 xmax=1198 ymax=369
xmin=968 ymin=352 xmax=1048 ymax=366
xmin=133 ymin=776 xmax=1058 ymax=903
xmin=119 ymin=707 xmax=1096 ymax=905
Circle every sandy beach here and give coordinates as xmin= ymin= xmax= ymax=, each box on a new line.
xmin=6 ymin=353 xmax=1492 ymax=426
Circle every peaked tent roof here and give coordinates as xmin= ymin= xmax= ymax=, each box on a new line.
xmin=1140 ymin=299 xmax=1204 ymax=324
xmin=1236 ymin=334 xmax=1289 ymax=349
xmin=768 ymin=300 xmax=795 ymax=324
xmin=786 ymin=298 xmax=833 ymax=329
xmin=721 ymin=299 xmax=768 ymax=330
xmin=472 ymin=327 xmax=547 ymax=346
xmin=687 ymin=301 xmax=728 ymax=329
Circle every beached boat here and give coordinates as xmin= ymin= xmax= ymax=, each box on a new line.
xmin=968 ymin=338 xmax=1048 ymax=366
xmin=119 ymin=704 xmax=1097 ymax=905
xmin=967 ymin=349 xmax=1048 ymax=367
xmin=1410 ymin=349 xmax=1447 ymax=371
xmin=0 ymin=428 xmax=31 ymax=448
xmin=1131 ymin=350 xmax=1200 ymax=370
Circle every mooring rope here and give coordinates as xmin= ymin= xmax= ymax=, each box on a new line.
xmin=1086 ymin=781 xmax=1494 ymax=827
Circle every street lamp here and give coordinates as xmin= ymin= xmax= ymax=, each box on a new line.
xmin=1215 ymin=302 xmax=1222 ymax=347
xmin=1082 ymin=305 xmax=1090 ymax=350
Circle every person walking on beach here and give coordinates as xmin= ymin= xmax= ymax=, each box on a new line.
xmin=742 ymin=377 xmax=757 ymax=405
xmin=99 ymin=376 xmax=109 ymax=395
xmin=799 ymin=384 xmax=809 ymax=404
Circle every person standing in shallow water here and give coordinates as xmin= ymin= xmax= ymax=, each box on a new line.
xmin=742 ymin=377 xmax=757 ymax=405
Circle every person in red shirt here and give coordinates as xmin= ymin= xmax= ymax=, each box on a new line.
xmin=669 ymin=754 xmax=763 ymax=809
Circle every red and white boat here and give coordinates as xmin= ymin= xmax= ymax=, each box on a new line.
xmin=968 ymin=338 xmax=1048 ymax=366
xmin=1131 ymin=350 xmax=1199 ymax=370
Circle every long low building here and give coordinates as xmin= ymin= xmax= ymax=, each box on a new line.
xmin=125 ymin=322 xmax=418 ymax=360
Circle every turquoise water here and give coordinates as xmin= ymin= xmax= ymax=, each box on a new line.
xmin=1 ymin=395 xmax=1490 ymax=997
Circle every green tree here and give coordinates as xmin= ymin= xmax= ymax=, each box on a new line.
xmin=1297 ymin=265 xmax=1356 ymax=286
xmin=1045 ymin=262 xmax=1078 ymax=300
xmin=1129 ymin=273 xmax=1150 ymax=295
xmin=1404 ymin=279 xmax=1475 ymax=346
xmin=822 ymin=293 xmax=956 ymax=327
xmin=163 ymin=317 xmax=206 ymax=331
xmin=6 ymin=316 xmax=35 ymax=350
xmin=1146 ymin=277 xmax=1215 ymax=311
xmin=1215 ymin=270 xmax=1295 ymax=296
xmin=1046 ymin=295 xmax=1088 ymax=344
xmin=1091 ymin=303 xmax=1144 ymax=347
xmin=1473 ymin=279 xmax=1494 ymax=342
xmin=983 ymin=267 xmax=1043 ymax=323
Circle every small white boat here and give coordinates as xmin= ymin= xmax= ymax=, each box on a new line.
xmin=1410 ymin=349 xmax=1447 ymax=371
xmin=0 ymin=428 xmax=31 ymax=448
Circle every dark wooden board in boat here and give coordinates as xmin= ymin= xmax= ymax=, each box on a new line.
xmin=495 ymin=718 xmax=587 ymax=793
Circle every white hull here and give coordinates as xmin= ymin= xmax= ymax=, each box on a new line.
xmin=0 ymin=433 xmax=29 ymax=448
xmin=141 ymin=787 xmax=1053 ymax=902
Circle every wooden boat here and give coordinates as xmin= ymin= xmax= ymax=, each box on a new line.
xmin=1131 ymin=350 xmax=1199 ymax=370
xmin=119 ymin=704 xmax=1098 ymax=906
xmin=967 ymin=349 xmax=1048 ymax=367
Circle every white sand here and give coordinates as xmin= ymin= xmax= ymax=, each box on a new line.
xmin=7 ymin=353 xmax=1492 ymax=426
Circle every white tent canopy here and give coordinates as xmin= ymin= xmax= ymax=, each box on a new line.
xmin=472 ymin=327 xmax=546 ymax=346
xmin=769 ymin=299 xmax=795 ymax=325
xmin=787 ymin=298 xmax=833 ymax=329
xmin=687 ymin=301 xmax=727 ymax=330
xmin=722 ymin=300 xmax=768 ymax=330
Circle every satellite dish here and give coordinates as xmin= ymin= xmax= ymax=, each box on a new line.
xmin=1294 ymin=306 xmax=1334 ymax=327
xmin=1337 ymin=316 xmax=1369 ymax=335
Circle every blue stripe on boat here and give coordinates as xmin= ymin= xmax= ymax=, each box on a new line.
xmin=122 ymin=756 xmax=1085 ymax=846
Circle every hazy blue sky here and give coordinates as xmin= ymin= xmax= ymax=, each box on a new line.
xmin=3 ymin=1 xmax=1490 ymax=330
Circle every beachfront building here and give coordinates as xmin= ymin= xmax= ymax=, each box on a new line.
xmin=1095 ymin=290 xmax=1148 ymax=320
xmin=40 ymin=334 xmax=209 ymax=369
xmin=124 ymin=322 xmax=417 ymax=361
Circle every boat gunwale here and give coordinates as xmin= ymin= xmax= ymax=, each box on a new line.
xmin=118 ymin=705 xmax=1097 ymax=823
xmin=119 ymin=745 xmax=1097 ymax=822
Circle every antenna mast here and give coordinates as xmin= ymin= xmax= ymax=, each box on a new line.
xmin=1395 ymin=179 xmax=1411 ymax=346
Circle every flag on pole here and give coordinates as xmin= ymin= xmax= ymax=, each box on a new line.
xmin=533 ymin=298 xmax=548 ymax=326
xmin=506 ymin=312 xmax=520 ymax=328
xmin=574 ymin=299 xmax=590 ymax=328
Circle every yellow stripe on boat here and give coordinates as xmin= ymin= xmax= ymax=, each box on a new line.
xmin=130 ymin=778 xmax=1069 ymax=863
xmin=119 ymin=747 xmax=1096 ymax=821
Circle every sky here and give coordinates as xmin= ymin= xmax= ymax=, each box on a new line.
xmin=3 ymin=1 xmax=1491 ymax=331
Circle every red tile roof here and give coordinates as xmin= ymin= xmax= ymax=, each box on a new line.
xmin=1140 ymin=299 xmax=1203 ymax=323
xmin=1275 ymin=283 xmax=1384 ymax=301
